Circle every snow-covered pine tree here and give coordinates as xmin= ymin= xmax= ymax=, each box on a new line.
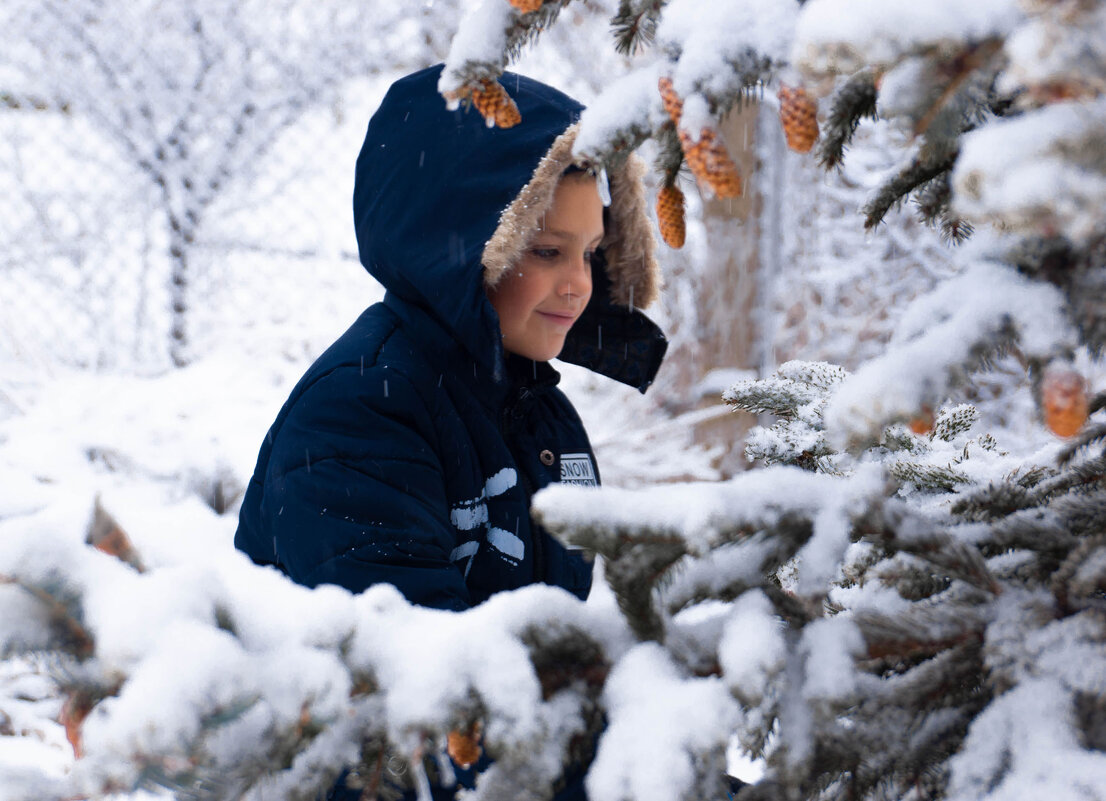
xmin=4 ymin=3 xmax=1105 ymax=800
xmin=535 ymin=362 xmax=1105 ymax=800
xmin=442 ymin=0 xmax=1101 ymax=434
xmin=446 ymin=1 xmax=1106 ymax=799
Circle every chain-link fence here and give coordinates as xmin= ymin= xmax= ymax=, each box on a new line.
xmin=0 ymin=0 xmax=473 ymax=375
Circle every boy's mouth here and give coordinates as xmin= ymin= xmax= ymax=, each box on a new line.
xmin=537 ymin=310 xmax=579 ymax=328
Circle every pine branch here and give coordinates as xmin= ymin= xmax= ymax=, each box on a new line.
xmin=761 ymin=583 xmax=816 ymax=628
xmin=931 ymin=404 xmax=977 ymax=442
xmin=986 ymin=501 xmax=1082 ymax=554
xmin=775 ymin=361 xmax=848 ymax=393
xmin=913 ymin=173 xmax=974 ymax=243
xmin=1 ymin=574 xmax=95 ymax=660
xmin=662 ymin=537 xmax=788 ymax=614
xmin=711 ymin=49 xmax=776 ymax=119
xmin=875 ymin=557 xmax=953 ymax=601
xmin=858 ymin=502 xmax=1000 ymax=594
xmin=949 ymin=479 xmax=1038 ymax=522
xmin=505 ymin=1 xmax=574 ymax=60
xmin=816 ymin=70 xmax=878 ymax=169
xmin=862 ymin=151 xmax=958 ymax=230
xmin=881 ymin=424 xmax=926 ymax=455
xmin=853 ymin=603 xmax=985 ymax=663
xmin=521 ymin=622 xmax=609 ymax=700
xmin=888 ymin=460 xmax=972 ymax=492
xmin=654 ymin=122 xmax=685 ymax=185
xmin=910 ymin=39 xmax=1003 ymax=139
xmin=611 ymin=0 xmax=667 ymax=56
xmin=851 ymin=644 xmax=986 ymax=797
xmin=724 ymin=378 xmax=820 ymax=416
xmin=744 ymin=423 xmax=840 ymax=473
xmin=1030 ymin=455 xmax=1106 ymax=503
xmin=1057 ymin=420 xmax=1106 ymax=466
xmin=602 ymin=541 xmax=686 ymax=642
xmin=1051 ymin=533 xmax=1106 ymax=614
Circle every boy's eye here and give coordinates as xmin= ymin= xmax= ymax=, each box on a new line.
xmin=529 ymin=247 xmax=560 ymax=260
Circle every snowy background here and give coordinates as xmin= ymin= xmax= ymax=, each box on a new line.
xmin=3 ymin=0 xmax=1104 ymax=798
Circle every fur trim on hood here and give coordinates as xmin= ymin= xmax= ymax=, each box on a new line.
xmin=482 ymin=123 xmax=660 ymax=310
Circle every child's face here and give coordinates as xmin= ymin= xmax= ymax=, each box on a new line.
xmin=489 ymin=174 xmax=602 ymax=362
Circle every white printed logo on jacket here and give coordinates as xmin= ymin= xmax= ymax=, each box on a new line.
xmin=449 ymin=467 xmax=525 ymax=572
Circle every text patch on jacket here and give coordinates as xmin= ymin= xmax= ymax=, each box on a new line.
xmin=559 ymin=453 xmax=597 ymax=486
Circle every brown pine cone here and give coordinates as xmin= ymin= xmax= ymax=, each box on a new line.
xmin=778 ymin=84 xmax=820 ymax=153
xmin=509 ymin=0 xmax=544 ymax=11
xmin=1041 ymin=367 xmax=1088 ymax=437
xmin=679 ymin=126 xmax=742 ymax=199
xmin=658 ymin=76 xmax=683 ymax=125
xmin=472 ymin=79 xmax=521 ymax=128
xmin=908 ymin=405 xmax=935 ymax=435
xmin=656 ymin=184 xmax=686 ymax=249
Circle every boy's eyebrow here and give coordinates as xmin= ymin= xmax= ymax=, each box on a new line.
xmin=536 ymin=227 xmax=605 ymax=244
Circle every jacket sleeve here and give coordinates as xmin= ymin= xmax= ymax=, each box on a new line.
xmin=259 ymin=364 xmax=471 ymax=611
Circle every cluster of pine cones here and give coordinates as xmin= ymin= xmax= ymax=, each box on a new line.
xmin=652 ymin=76 xmax=820 ymax=249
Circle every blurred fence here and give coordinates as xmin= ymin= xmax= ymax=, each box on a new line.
xmin=0 ymin=0 xmax=456 ymax=374
xmin=2 ymin=81 xmax=380 ymax=373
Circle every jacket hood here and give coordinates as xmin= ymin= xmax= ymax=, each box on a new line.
xmin=353 ymin=65 xmax=665 ymax=392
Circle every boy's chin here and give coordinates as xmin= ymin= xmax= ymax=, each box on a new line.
xmin=505 ymin=340 xmax=566 ymax=363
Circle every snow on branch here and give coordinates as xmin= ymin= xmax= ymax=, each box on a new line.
xmin=952 ymin=97 xmax=1106 ymax=245
xmin=824 ymin=260 xmax=1075 ymax=449
xmin=0 ymin=505 xmax=618 ymax=800
xmin=793 ymin=0 xmax=1022 ymax=79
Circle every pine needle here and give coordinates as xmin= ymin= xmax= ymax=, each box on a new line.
xmin=817 ymin=70 xmax=878 ymax=170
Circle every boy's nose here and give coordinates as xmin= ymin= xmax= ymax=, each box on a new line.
xmin=559 ymin=256 xmax=592 ymax=299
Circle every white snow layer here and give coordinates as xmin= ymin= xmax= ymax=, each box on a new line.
xmin=824 ymin=260 xmax=1074 ymax=448
xmin=439 ymin=0 xmax=513 ymax=99
xmin=657 ymin=0 xmax=799 ymax=98
xmin=999 ymin=4 xmax=1106 ymax=98
xmin=952 ymin=98 xmax=1106 ymax=244
xmin=586 ymin=643 xmax=739 ymax=801
xmin=574 ymin=63 xmax=667 ymax=161
xmin=794 ymin=0 xmax=1023 ymax=77
xmin=534 ymin=464 xmax=880 ymax=565
xmin=718 ymin=591 xmax=786 ymax=706
xmin=948 ymin=679 xmax=1106 ymax=801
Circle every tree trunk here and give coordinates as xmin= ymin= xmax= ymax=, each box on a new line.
xmin=689 ymin=101 xmax=762 ymax=476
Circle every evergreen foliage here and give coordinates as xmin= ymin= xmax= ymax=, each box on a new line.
xmin=816 ymin=70 xmax=878 ymax=170
xmin=3 ymin=3 xmax=1105 ymax=800
xmin=538 ymin=363 xmax=1106 ymax=800
xmin=611 ymin=0 xmax=667 ymax=56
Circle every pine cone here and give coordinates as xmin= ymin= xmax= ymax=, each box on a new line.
xmin=447 ymin=724 xmax=483 ymax=769
xmin=509 ymin=0 xmax=544 ymax=11
xmin=778 ymin=84 xmax=820 ymax=153
xmin=658 ymin=76 xmax=683 ymax=125
xmin=656 ymin=184 xmax=686 ymax=248
xmin=908 ymin=405 xmax=935 ymax=435
xmin=472 ymin=80 xmax=521 ymax=129
xmin=1041 ymin=367 xmax=1088 ymax=437
xmin=679 ymin=126 xmax=742 ymax=199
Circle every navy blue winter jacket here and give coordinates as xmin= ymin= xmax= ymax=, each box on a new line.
xmin=235 ymin=65 xmax=666 ymax=612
